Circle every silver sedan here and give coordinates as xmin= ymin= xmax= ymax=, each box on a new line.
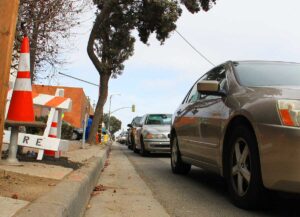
xmin=135 ymin=114 xmax=171 ymax=156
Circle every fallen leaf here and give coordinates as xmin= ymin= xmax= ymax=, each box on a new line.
xmin=94 ymin=184 xmax=107 ymax=192
xmin=113 ymin=189 xmax=116 ymax=193
xmin=48 ymin=183 xmax=56 ymax=187
xmin=12 ymin=193 xmax=18 ymax=199
xmin=91 ymin=191 xmax=100 ymax=196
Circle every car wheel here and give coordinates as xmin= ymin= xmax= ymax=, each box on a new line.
xmin=225 ymin=125 xmax=266 ymax=209
xmin=133 ymin=143 xmax=139 ymax=153
xmin=129 ymin=135 xmax=135 ymax=150
xmin=140 ymin=137 xmax=149 ymax=157
xmin=171 ymin=134 xmax=191 ymax=174
xmin=71 ymin=132 xmax=79 ymax=140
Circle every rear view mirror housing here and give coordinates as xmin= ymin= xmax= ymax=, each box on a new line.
xmin=197 ymin=80 xmax=226 ymax=96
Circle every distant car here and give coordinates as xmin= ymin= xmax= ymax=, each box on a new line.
xmin=117 ymin=131 xmax=128 ymax=144
xmin=126 ymin=116 xmax=142 ymax=150
xmin=135 ymin=114 xmax=171 ymax=156
xmin=171 ymin=60 xmax=300 ymax=209
xmin=71 ymin=128 xmax=83 ymax=140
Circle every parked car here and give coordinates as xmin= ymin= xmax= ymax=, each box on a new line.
xmin=170 ymin=61 xmax=300 ymax=209
xmin=135 ymin=114 xmax=171 ymax=156
xmin=117 ymin=131 xmax=128 ymax=144
xmin=127 ymin=116 xmax=142 ymax=150
xmin=71 ymin=128 xmax=83 ymax=140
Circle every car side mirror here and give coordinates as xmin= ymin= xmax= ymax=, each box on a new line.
xmin=127 ymin=124 xmax=133 ymax=128
xmin=197 ymin=80 xmax=226 ymax=96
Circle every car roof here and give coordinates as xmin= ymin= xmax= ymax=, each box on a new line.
xmin=231 ymin=60 xmax=300 ymax=65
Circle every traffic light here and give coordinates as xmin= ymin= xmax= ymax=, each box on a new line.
xmin=132 ymin=104 xmax=136 ymax=112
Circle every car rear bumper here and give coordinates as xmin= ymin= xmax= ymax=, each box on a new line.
xmin=143 ymin=139 xmax=170 ymax=153
xmin=258 ymin=123 xmax=300 ymax=193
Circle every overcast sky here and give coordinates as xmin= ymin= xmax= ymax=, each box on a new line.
xmin=52 ymin=0 xmax=300 ymax=133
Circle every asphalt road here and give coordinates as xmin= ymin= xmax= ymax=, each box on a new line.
xmin=122 ymin=144 xmax=300 ymax=217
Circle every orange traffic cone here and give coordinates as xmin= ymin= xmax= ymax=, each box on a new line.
xmin=7 ymin=36 xmax=35 ymax=122
xmin=44 ymin=111 xmax=60 ymax=157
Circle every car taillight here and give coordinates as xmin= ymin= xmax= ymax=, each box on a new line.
xmin=277 ymin=100 xmax=300 ymax=127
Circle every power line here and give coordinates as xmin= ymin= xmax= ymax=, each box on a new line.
xmin=58 ymin=72 xmax=99 ymax=87
xmin=175 ymin=30 xmax=215 ymax=67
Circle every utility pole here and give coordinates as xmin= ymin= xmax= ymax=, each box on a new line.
xmin=0 ymin=0 xmax=20 ymax=158
xmin=107 ymin=94 xmax=121 ymax=135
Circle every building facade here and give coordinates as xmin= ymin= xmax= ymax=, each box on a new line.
xmin=32 ymin=85 xmax=94 ymax=129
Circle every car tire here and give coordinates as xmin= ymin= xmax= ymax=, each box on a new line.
xmin=71 ymin=132 xmax=79 ymax=140
xmin=140 ymin=137 xmax=149 ymax=157
xmin=129 ymin=135 xmax=135 ymax=150
xmin=133 ymin=143 xmax=139 ymax=153
xmin=171 ymin=134 xmax=191 ymax=174
xmin=224 ymin=125 xmax=266 ymax=209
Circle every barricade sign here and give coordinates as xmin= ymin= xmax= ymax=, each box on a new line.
xmin=3 ymin=130 xmax=68 ymax=151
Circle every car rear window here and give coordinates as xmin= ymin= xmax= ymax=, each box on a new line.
xmin=145 ymin=114 xmax=172 ymax=125
xmin=234 ymin=62 xmax=300 ymax=87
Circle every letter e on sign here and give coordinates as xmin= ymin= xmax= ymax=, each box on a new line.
xmin=36 ymin=139 xmax=42 ymax=147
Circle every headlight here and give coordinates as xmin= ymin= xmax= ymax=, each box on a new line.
xmin=277 ymin=100 xmax=300 ymax=127
xmin=145 ymin=133 xmax=167 ymax=139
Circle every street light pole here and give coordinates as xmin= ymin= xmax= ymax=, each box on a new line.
xmin=107 ymin=94 xmax=120 ymax=135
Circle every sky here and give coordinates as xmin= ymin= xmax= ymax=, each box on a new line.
xmin=49 ymin=0 xmax=300 ymax=133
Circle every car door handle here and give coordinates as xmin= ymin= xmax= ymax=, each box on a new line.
xmin=177 ymin=110 xmax=183 ymax=115
xmin=192 ymin=109 xmax=198 ymax=115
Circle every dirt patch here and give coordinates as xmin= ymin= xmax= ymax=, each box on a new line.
xmin=0 ymin=169 xmax=59 ymax=202
xmin=18 ymin=155 xmax=83 ymax=170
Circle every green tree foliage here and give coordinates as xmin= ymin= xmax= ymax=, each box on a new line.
xmin=87 ymin=0 xmax=216 ymax=144
xmin=103 ymin=114 xmax=122 ymax=135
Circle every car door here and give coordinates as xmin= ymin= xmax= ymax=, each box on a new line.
xmin=135 ymin=115 xmax=146 ymax=149
xmin=174 ymin=74 xmax=207 ymax=158
xmin=193 ymin=64 xmax=230 ymax=167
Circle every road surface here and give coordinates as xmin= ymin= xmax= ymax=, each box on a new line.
xmin=85 ymin=143 xmax=300 ymax=217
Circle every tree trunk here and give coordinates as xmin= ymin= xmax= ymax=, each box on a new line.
xmin=86 ymin=3 xmax=112 ymax=144
xmin=87 ymin=73 xmax=109 ymax=144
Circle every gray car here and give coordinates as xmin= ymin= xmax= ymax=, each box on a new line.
xmin=135 ymin=114 xmax=171 ymax=156
xmin=171 ymin=61 xmax=300 ymax=209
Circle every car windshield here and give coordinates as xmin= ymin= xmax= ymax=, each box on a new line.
xmin=234 ymin=62 xmax=300 ymax=87
xmin=133 ymin=117 xmax=142 ymax=125
xmin=145 ymin=114 xmax=172 ymax=125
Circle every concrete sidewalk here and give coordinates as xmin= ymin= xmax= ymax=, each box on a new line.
xmin=84 ymin=143 xmax=170 ymax=217
xmin=0 ymin=142 xmax=110 ymax=217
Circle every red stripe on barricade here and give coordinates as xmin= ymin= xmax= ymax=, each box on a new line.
xmin=49 ymin=134 xmax=57 ymax=138
xmin=51 ymin=122 xmax=58 ymax=127
xmin=45 ymin=97 xmax=66 ymax=107
xmin=17 ymin=71 xmax=31 ymax=78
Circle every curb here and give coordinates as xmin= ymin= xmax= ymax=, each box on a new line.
xmin=13 ymin=144 xmax=111 ymax=217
